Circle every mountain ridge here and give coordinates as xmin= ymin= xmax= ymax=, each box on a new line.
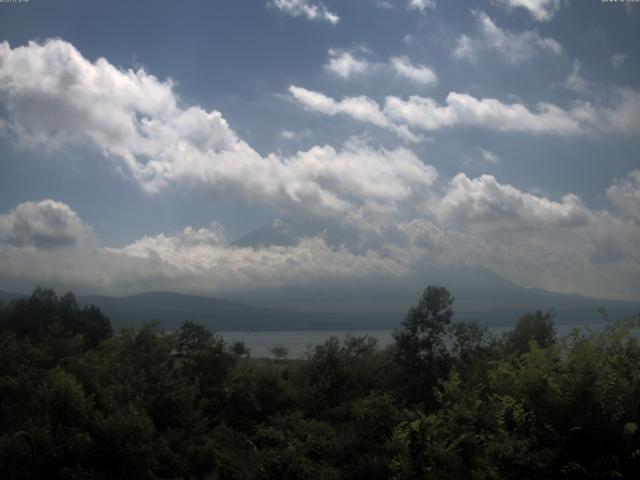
xmin=2 ymin=287 xmax=638 ymax=332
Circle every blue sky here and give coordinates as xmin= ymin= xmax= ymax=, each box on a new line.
xmin=0 ymin=0 xmax=639 ymax=301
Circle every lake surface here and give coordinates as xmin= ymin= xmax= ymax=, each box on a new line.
xmin=221 ymin=323 xmax=608 ymax=359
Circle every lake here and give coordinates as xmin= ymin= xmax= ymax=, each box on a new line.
xmin=220 ymin=323 xmax=608 ymax=359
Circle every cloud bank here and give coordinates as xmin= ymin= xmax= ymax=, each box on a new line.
xmin=0 ymin=39 xmax=437 ymax=215
xmin=0 ymin=39 xmax=639 ymax=301
xmin=1 ymin=170 xmax=639 ymax=301
xmin=290 ymin=85 xmax=640 ymax=138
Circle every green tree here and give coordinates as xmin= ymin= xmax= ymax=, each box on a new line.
xmin=503 ymin=310 xmax=556 ymax=355
xmin=177 ymin=320 xmax=214 ymax=354
xmin=268 ymin=345 xmax=289 ymax=362
xmin=393 ymin=286 xmax=454 ymax=407
xmin=230 ymin=340 xmax=250 ymax=358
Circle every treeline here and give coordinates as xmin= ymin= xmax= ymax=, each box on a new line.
xmin=1 ymin=286 xmax=639 ymax=479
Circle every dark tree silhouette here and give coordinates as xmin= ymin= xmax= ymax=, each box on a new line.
xmin=393 ymin=285 xmax=454 ymax=407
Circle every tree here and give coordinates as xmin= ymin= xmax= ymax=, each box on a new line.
xmin=0 ymin=288 xmax=112 ymax=349
xmin=269 ymin=345 xmax=289 ymax=362
xmin=503 ymin=310 xmax=556 ymax=355
xmin=393 ymin=285 xmax=454 ymax=407
xmin=176 ymin=320 xmax=214 ymax=354
xmin=230 ymin=340 xmax=250 ymax=358
xmin=450 ymin=320 xmax=497 ymax=383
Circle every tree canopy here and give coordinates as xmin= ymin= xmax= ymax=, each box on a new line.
xmin=1 ymin=286 xmax=639 ymax=479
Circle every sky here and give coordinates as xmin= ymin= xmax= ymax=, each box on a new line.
xmin=0 ymin=0 xmax=639 ymax=302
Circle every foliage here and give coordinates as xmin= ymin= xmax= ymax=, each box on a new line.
xmin=393 ymin=285 xmax=454 ymax=407
xmin=1 ymin=286 xmax=639 ymax=479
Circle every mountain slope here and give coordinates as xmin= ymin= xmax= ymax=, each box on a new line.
xmin=228 ymin=218 xmax=640 ymax=326
xmin=0 ymin=290 xmax=26 ymax=303
xmin=78 ymin=292 xmax=397 ymax=331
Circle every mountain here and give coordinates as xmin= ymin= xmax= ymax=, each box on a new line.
xmin=228 ymin=218 xmax=640 ymax=327
xmin=1 ymin=217 xmax=638 ymax=330
xmin=0 ymin=290 xmax=26 ymax=303
xmin=77 ymin=292 xmax=397 ymax=331
xmin=81 ymin=288 xmax=639 ymax=331
xmin=1 ymin=286 xmax=638 ymax=332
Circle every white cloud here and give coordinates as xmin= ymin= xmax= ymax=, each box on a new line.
xmin=477 ymin=147 xmax=500 ymax=165
xmin=564 ymin=59 xmax=590 ymax=93
xmin=407 ymin=0 xmax=436 ymax=12
xmin=390 ymin=56 xmax=437 ymax=86
xmin=268 ymin=0 xmax=339 ymax=24
xmin=117 ymin=229 xmax=404 ymax=287
xmin=0 ymin=200 xmax=94 ymax=249
xmin=373 ymin=1 xmax=396 ymax=10
xmin=454 ymin=10 xmax=562 ymax=64
xmin=324 ymin=49 xmax=375 ymax=79
xmin=279 ymin=128 xmax=311 ymax=141
xmin=611 ymin=53 xmax=627 ymax=69
xmin=291 ymin=84 xmax=640 ymax=138
xmin=433 ymin=173 xmax=592 ymax=229
xmin=3 ymin=170 xmax=640 ymax=301
xmin=279 ymin=129 xmax=297 ymax=140
xmin=452 ymin=34 xmax=476 ymax=63
xmin=324 ymin=50 xmax=437 ymax=87
xmin=596 ymin=88 xmax=640 ymax=137
xmin=289 ymin=85 xmax=424 ymax=142
xmin=0 ymin=39 xmax=440 ymax=216
xmin=1 ymin=39 xmax=639 ymax=301
xmin=495 ymin=0 xmax=561 ymax=22
xmin=289 ymin=85 xmax=389 ymax=127
xmin=384 ymin=92 xmax=587 ymax=135
xmin=0 ymin=203 xmax=406 ymax=296
xmin=607 ymin=170 xmax=640 ymax=222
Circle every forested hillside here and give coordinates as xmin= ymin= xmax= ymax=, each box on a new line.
xmin=1 ymin=287 xmax=639 ymax=479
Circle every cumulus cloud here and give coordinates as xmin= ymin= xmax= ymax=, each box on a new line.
xmin=0 ymin=200 xmax=94 ymax=249
xmin=0 ymin=39 xmax=438 ymax=216
xmin=291 ymin=87 xmax=580 ymax=136
xmin=2 ymin=170 xmax=640 ymax=301
xmin=288 ymin=85 xmax=422 ymax=142
xmin=267 ymin=0 xmax=339 ymax=24
xmin=607 ymin=170 xmax=640 ymax=222
xmin=453 ymin=10 xmax=562 ymax=64
xmin=290 ymin=84 xmax=640 ymax=138
xmin=384 ymin=92 xmax=587 ymax=135
xmin=324 ymin=49 xmax=437 ymax=86
xmin=432 ymin=174 xmax=592 ymax=229
xmin=611 ymin=53 xmax=627 ymax=69
xmin=1 ymin=39 xmax=639 ymax=301
xmin=595 ymin=88 xmax=640 ymax=137
xmin=289 ymin=85 xmax=389 ymax=127
xmin=564 ymin=60 xmax=590 ymax=93
xmin=452 ymin=35 xmax=476 ymax=63
xmin=0 ymin=202 xmax=406 ymax=296
xmin=495 ymin=0 xmax=561 ymax=22
xmin=390 ymin=56 xmax=437 ymax=86
xmin=407 ymin=0 xmax=436 ymax=12
xmin=117 ymin=229 xmax=403 ymax=287
xmin=279 ymin=129 xmax=311 ymax=141
xmin=477 ymin=147 xmax=500 ymax=165
xmin=324 ymin=49 xmax=374 ymax=79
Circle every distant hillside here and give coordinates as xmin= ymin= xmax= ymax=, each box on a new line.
xmin=78 ymin=292 xmax=396 ymax=331
xmin=2 ymin=287 xmax=638 ymax=331
xmin=0 ymin=290 xmax=26 ymax=303
xmin=79 ymin=289 xmax=639 ymax=331
xmin=228 ymin=218 xmax=640 ymax=327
